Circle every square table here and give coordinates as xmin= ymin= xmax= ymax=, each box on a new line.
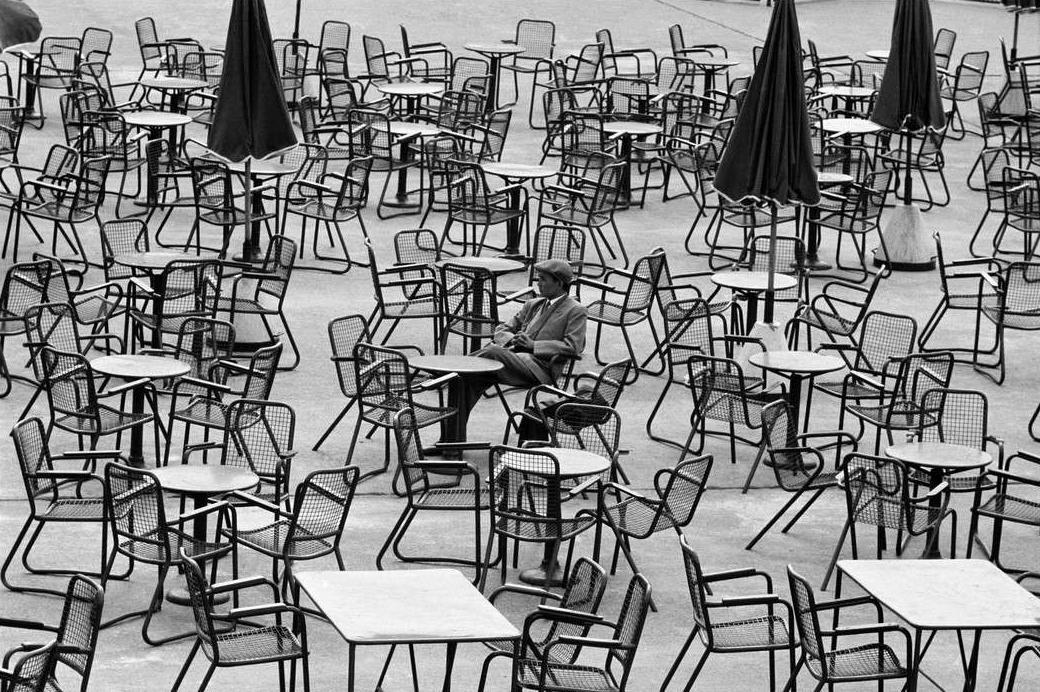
xmin=296 ymin=569 xmax=519 ymax=691
xmin=838 ymin=559 xmax=1040 ymax=692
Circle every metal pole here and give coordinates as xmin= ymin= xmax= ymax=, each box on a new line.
xmin=764 ymin=200 xmax=778 ymax=324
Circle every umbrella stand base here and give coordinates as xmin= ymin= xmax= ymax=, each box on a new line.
xmin=872 ymin=203 xmax=935 ymax=271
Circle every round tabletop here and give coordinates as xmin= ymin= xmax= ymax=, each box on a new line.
xmin=602 ymin=120 xmax=662 ymax=136
xmin=151 ymin=465 xmax=259 ymax=497
xmin=481 ymin=162 xmax=557 ymax=180
xmin=139 ymin=76 xmax=209 ymax=91
xmin=112 ymin=251 xmax=216 ymax=271
xmin=885 ymin=442 xmax=993 ymax=472
xmin=866 ymin=49 xmax=889 ymax=61
xmin=436 ymin=256 xmax=525 ymax=274
xmin=749 ymin=350 xmax=845 ymax=376
xmin=465 ymin=43 xmax=525 ymax=56
xmin=223 ymin=159 xmax=298 ymax=177
xmin=696 ymin=58 xmax=740 ymax=69
xmin=122 ymin=111 xmax=194 ymax=129
xmin=818 ymin=84 xmax=875 ymax=99
xmin=410 ymin=354 xmax=505 ymax=375
xmin=499 ymin=447 xmax=611 ymax=479
xmin=821 ymin=118 xmax=886 ymax=135
xmin=375 ymin=82 xmax=444 ymax=97
xmin=91 ymin=354 xmax=191 ymax=380
xmin=710 ymin=271 xmax=798 ymax=293
xmin=388 ymin=121 xmax=442 ymax=138
xmin=817 ymin=171 xmax=855 ymax=186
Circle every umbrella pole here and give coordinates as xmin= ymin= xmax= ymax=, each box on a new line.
xmin=293 ymin=0 xmax=302 ymax=41
xmin=764 ymin=201 xmax=778 ymax=324
xmin=242 ymin=158 xmax=254 ymax=262
xmin=903 ymin=128 xmax=913 ymax=203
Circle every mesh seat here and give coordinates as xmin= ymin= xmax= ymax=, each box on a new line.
xmin=817 ymin=643 xmax=905 ymax=679
xmin=968 ymin=451 xmax=1040 ymax=574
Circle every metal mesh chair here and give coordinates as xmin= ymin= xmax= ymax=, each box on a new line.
xmin=364 ymin=238 xmax=442 ymax=350
xmin=139 ymin=316 xmax=235 ymax=395
xmin=376 ymin=408 xmax=489 ymax=581
xmin=187 ymin=157 xmax=275 ymax=258
xmin=661 ymin=537 xmax=795 ymax=691
xmin=20 ymin=36 xmax=81 ymax=129
xmin=227 ymin=466 xmax=360 ymax=601
xmin=312 ymin=315 xmax=369 ymax=451
xmin=77 ymin=110 xmax=146 ymax=217
xmin=438 ymin=262 xmax=501 ymax=353
xmin=812 ymin=170 xmax=894 ymax=282
xmin=574 ymin=248 xmax=665 ymax=373
xmin=500 ymin=19 xmax=556 ymax=126
xmin=478 ymin=556 xmax=606 ymax=691
xmin=163 ymin=341 xmax=282 ymax=465
xmin=909 ymin=388 xmax=1003 ymax=493
xmin=583 ymin=455 xmax=711 ymax=593
xmin=940 ymin=51 xmax=989 ymax=139
xmin=481 ymin=446 xmax=598 ymax=590
xmin=744 ymin=401 xmax=858 ymax=548
xmin=822 ymin=453 xmax=957 ymax=590
xmin=786 ymin=565 xmax=910 ymax=688
xmin=348 ymin=107 xmax=425 ymax=221
xmin=787 ymin=272 xmax=884 ymax=350
xmin=101 ymin=463 xmax=236 ymax=645
xmin=512 ymin=573 xmax=652 ymax=692
xmin=172 ymin=549 xmax=309 ymax=692
xmin=968 ymin=450 xmax=1040 ymax=574
xmin=933 ymin=27 xmax=957 ymax=71
xmin=996 ymin=167 xmax=1040 ymax=261
xmin=0 ymin=641 xmax=57 ymax=692
xmin=224 ymin=399 xmax=297 ymax=508
xmin=0 ymin=261 xmax=55 ymax=399
xmin=971 ymin=261 xmax=1040 ymax=384
xmin=126 ymin=259 xmax=221 ymax=351
xmin=297 ymin=95 xmax=352 ymax=161
xmin=2 ymin=418 xmax=117 ymax=598
xmin=596 ymin=29 xmax=657 ymax=81
xmin=441 ymin=161 xmax=527 ymax=257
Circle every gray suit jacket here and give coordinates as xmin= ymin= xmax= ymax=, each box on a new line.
xmin=493 ymin=295 xmax=587 ymax=381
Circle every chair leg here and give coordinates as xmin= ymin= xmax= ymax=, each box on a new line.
xmin=171 ymin=639 xmax=201 ymax=691
xmin=659 ymin=627 xmax=698 ymax=692
xmin=821 ymin=519 xmax=852 ymax=591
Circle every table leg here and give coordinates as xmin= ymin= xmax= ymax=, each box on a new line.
xmin=962 ymin=629 xmax=982 ymax=692
xmin=441 ymin=641 xmax=457 ymax=692
xmin=23 ymin=58 xmax=37 ymax=118
xmin=347 ymin=643 xmax=356 ymax=692
xmin=804 ymin=204 xmax=832 ymax=271
xmin=504 ymin=184 xmax=522 ymax=256
xmin=146 ymin=126 xmax=162 ymax=205
xmin=486 ymin=56 xmax=501 ymax=114
xmin=923 ymin=467 xmax=945 ymax=559
xmin=744 ymin=292 xmax=759 ymax=332
xmin=243 ymin=175 xmax=264 ymax=263
xmin=440 ymin=377 xmax=469 ymax=444
xmin=395 ymin=97 xmax=416 ymax=203
xmin=166 ymin=494 xmax=229 ymax=606
xmin=617 ymin=134 xmax=633 ymax=207
xmin=519 ymin=478 xmax=565 ymax=587
xmin=128 ymin=386 xmax=146 ymax=468
xmin=149 ymin=274 xmax=165 ymax=349
xmin=909 ymin=628 xmax=924 ymax=692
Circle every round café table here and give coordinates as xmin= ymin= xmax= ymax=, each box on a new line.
xmin=410 ymin=354 xmax=504 ymax=445
xmin=112 ymin=251 xmax=218 ymax=348
xmin=151 ymin=464 xmax=258 ymax=604
xmin=817 ymin=84 xmax=875 ymax=112
xmin=480 ymin=162 xmax=557 ymax=256
xmin=122 ymin=111 xmax=193 ymax=179
xmin=91 ymin=355 xmax=190 ymax=468
xmin=885 ymin=441 xmax=992 ymax=558
xmin=694 ymin=57 xmax=739 ymax=99
xmin=464 ymin=43 xmax=525 ymax=113
xmin=138 ymin=76 xmax=209 ymax=114
xmin=821 ymin=117 xmax=886 ymax=150
xmin=865 ymin=49 xmax=889 ymax=61
xmin=804 ymin=171 xmax=856 ymax=271
xmin=499 ymin=447 xmax=611 ymax=586
xmin=374 ymin=81 xmax=444 ymax=120
xmin=749 ymin=350 xmax=845 ymax=434
xmin=710 ymin=271 xmax=798 ymax=332
xmin=374 ymin=82 xmax=444 ymax=216
xmin=602 ymin=120 xmax=661 ymax=207
xmin=435 ymin=258 xmax=525 ymax=351
xmin=221 ymin=158 xmax=297 ymax=263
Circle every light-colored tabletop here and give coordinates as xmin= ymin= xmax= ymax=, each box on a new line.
xmin=602 ymin=120 xmax=662 ymax=136
xmin=296 ymin=569 xmax=519 ymax=644
xmin=112 ymin=251 xmax=215 ymax=270
xmin=818 ymin=84 xmax=875 ymax=98
xmin=375 ymin=81 xmax=444 ymax=97
xmin=817 ymin=171 xmax=855 ymax=186
xmin=435 ymin=256 xmax=525 ymax=273
xmin=465 ymin=43 xmax=525 ymax=56
xmin=139 ymin=76 xmax=209 ymax=91
xmin=499 ymin=447 xmax=611 ymax=479
xmin=749 ymin=350 xmax=845 ymax=376
xmin=711 ymin=270 xmax=799 ymax=293
xmin=91 ymin=354 xmax=190 ymax=380
xmin=838 ymin=559 xmax=1040 ymax=630
xmin=410 ymin=354 xmax=505 ymax=375
xmin=821 ymin=117 xmax=886 ymax=135
xmin=224 ymin=158 xmax=298 ymax=177
xmin=388 ymin=121 xmax=442 ymax=138
xmin=122 ymin=111 xmax=194 ymax=129
xmin=696 ymin=58 xmax=740 ymax=69
xmin=884 ymin=442 xmax=992 ymax=472
xmin=151 ymin=465 xmax=259 ymax=497
xmin=866 ymin=49 xmax=890 ymax=61
xmin=481 ymin=162 xmax=557 ymax=180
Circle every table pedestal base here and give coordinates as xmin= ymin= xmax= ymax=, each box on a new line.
xmin=873 ymin=204 xmax=936 ymax=271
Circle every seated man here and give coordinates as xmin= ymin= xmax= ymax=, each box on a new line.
xmin=457 ymin=258 xmax=587 ymax=430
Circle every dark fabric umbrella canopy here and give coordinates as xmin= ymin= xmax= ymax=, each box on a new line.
xmin=714 ymin=0 xmax=819 ymax=207
xmin=0 ymin=0 xmax=41 ymax=51
xmin=871 ymin=0 xmax=946 ymax=132
xmin=208 ymin=0 xmax=297 ymax=162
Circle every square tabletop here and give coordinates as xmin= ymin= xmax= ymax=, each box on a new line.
xmin=838 ymin=559 xmax=1040 ymax=630
xmin=296 ymin=569 xmax=519 ymax=645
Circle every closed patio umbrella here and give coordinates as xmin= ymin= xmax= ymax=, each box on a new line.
xmin=208 ymin=0 xmax=297 ymax=262
xmin=714 ymin=0 xmax=819 ymax=328
xmin=871 ymin=0 xmax=946 ymax=270
xmin=0 ymin=0 xmax=40 ymax=50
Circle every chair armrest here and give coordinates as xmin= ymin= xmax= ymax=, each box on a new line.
xmin=226 ymin=603 xmax=301 ymax=620
xmin=413 ymin=372 xmax=457 ymax=390
xmin=177 ymin=376 xmax=234 ymax=394
xmin=225 ymin=490 xmax=292 ymax=518
xmin=535 ymin=606 xmax=604 ymax=626
xmin=209 ymin=575 xmax=279 ymax=596
xmin=716 ymin=594 xmax=785 ymax=608
xmin=98 ymin=378 xmax=152 ymax=397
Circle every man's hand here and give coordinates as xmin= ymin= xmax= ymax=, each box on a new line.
xmin=511 ymin=333 xmax=535 ymax=352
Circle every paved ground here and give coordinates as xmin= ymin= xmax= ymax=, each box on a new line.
xmin=1 ymin=0 xmax=1039 ymax=690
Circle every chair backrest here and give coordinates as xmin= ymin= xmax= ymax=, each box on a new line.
xmin=893 ymin=351 xmax=954 ymax=406
xmin=10 ymin=417 xmax=57 ymax=501
xmin=607 ymin=574 xmax=652 ymax=683
xmin=99 ymin=218 xmax=150 ymax=281
xmin=679 ymin=536 xmax=715 ymax=635
xmin=4 ymin=642 xmax=57 ymax=692
xmin=256 ymin=235 xmax=296 ymax=302
xmin=36 ymin=37 xmax=81 ymax=83
xmin=917 ymin=388 xmax=988 ymax=450
xmin=178 ymin=50 xmax=223 ymax=89
xmin=568 ymin=43 xmax=604 ymax=84
xmin=529 ymin=225 xmax=585 ymax=283
xmin=588 ymin=159 xmax=625 ymax=216
xmin=170 ymin=316 xmax=235 ymax=381
xmin=227 ymin=399 xmax=295 ymax=486
xmin=668 ymin=24 xmax=685 ymax=55
xmin=362 ymin=35 xmax=390 ymax=79
xmin=348 ymin=108 xmax=394 ymax=161
xmin=328 ymin=315 xmax=369 ymax=398
xmin=548 ymin=403 xmax=621 ymax=464
xmin=933 ymin=27 xmax=957 ymax=71
xmin=514 ymin=19 xmax=555 ymax=62
xmin=239 ymin=342 xmax=283 ymax=400
xmin=285 ymin=466 xmax=360 ymax=559
xmin=744 ymin=235 xmax=804 ymax=300
xmin=953 ymin=51 xmax=988 ymax=96
xmin=607 ymin=76 xmax=652 ymax=118
xmin=0 ymin=94 xmax=24 ymax=156
xmin=655 ymin=454 xmax=712 ymax=528
xmin=353 ymin=342 xmax=415 ymax=416
xmin=855 ymin=310 xmax=918 ymax=375
xmin=623 ymin=249 xmax=667 ymax=313
xmin=656 ymin=56 xmax=697 ymax=93
xmin=471 ymin=108 xmax=511 ymax=160
xmin=320 ymin=55 xmax=356 ymax=116
xmin=40 ymin=347 xmax=103 ymax=434
xmin=296 ymin=96 xmax=323 ymax=146
xmin=392 ymin=408 xmax=429 ymax=497
xmin=104 ymin=464 xmax=169 ymax=562
xmin=81 ymin=27 xmax=112 ymax=64
xmin=155 ymin=259 xmax=222 ymax=326
xmin=450 ymin=56 xmax=490 ymax=95
xmin=687 ymin=354 xmax=757 ymax=427
xmin=787 ymin=566 xmax=828 ymax=673
xmin=2 ymin=260 xmax=55 ymax=324
xmin=23 ymin=302 xmax=81 ymax=384
xmin=135 ymin=17 xmax=162 ymax=63
xmin=439 ymin=262 xmax=499 ymax=345
xmin=179 ymin=549 xmax=220 ymax=659
xmin=541 ymin=557 xmax=607 ymax=663
xmin=841 ymin=452 xmax=914 ymax=532
xmin=760 ymin=401 xmax=820 ymax=485
xmin=435 ymin=90 xmax=484 ymax=132
xmin=488 ymin=446 xmax=562 ymax=531
xmin=393 ymin=228 xmax=440 ymax=265
xmin=999 ymin=261 xmax=1040 ymax=318
xmin=189 ymin=157 xmax=236 ymax=214
xmin=319 ymin=20 xmax=351 ymax=55
xmin=54 ymin=574 xmax=104 ymax=687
